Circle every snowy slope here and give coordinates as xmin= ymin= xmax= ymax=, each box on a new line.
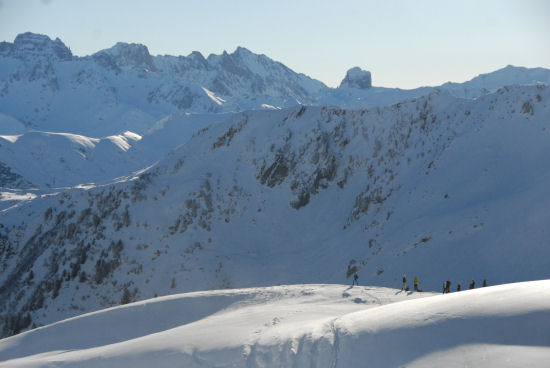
xmin=0 ymin=281 xmax=549 ymax=367
xmin=0 ymin=131 xmax=142 ymax=189
xmin=1 ymin=84 xmax=549 ymax=338
xmin=0 ymin=113 xmax=25 ymax=135
xmin=0 ymin=113 xmax=221 ymax=191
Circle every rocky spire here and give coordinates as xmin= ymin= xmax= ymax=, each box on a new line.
xmin=339 ymin=67 xmax=372 ymax=89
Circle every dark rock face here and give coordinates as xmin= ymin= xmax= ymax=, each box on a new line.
xmin=0 ymin=162 xmax=31 ymax=188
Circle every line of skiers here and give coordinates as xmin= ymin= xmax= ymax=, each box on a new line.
xmin=401 ymin=275 xmax=487 ymax=293
xmin=353 ymin=273 xmax=488 ymax=292
xmin=443 ymin=279 xmax=487 ymax=293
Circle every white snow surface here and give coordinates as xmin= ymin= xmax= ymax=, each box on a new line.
xmin=0 ymin=281 xmax=549 ymax=367
xmin=0 ymin=114 xmax=216 ymax=190
xmin=202 ymin=87 xmax=226 ymax=106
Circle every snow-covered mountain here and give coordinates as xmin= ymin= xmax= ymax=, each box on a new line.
xmin=320 ymin=64 xmax=550 ymax=110
xmin=0 ymin=131 xmax=142 ymax=189
xmin=2 ymin=31 xmax=550 ymax=350
xmin=0 ymin=113 xmax=225 ymax=191
xmin=440 ymin=64 xmax=550 ymax=98
xmin=2 ymin=33 xmax=550 ymax=193
xmin=1 ymin=82 xmax=549 ymax=338
xmin=0 ymin=33 xmax=326 ymax=137
xmin=1 ymin=281 xmax=549 ymax=367
xmin=2 ymin=32 xmax=549 ymax=138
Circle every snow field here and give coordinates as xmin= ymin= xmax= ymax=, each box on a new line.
xmin=1 ymin=281 xmax=549 ymax=367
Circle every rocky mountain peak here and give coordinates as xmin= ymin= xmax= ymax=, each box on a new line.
xmin=94 ymin=42 xmax=157 ymax=72
xmin=208 ymin=47 xmax=258 ymax=66
xmin=0 ymin=32 xmax=72 ymax=61
xmin=233 ymin=46 xmax=254 ymax=56
xmin=188 ymin=50 xmax=206 ymax=60
xmin=183 ymin=50 xmax=208 ymax=69
xmin=339 ymin=67 xmax=372 ymax=89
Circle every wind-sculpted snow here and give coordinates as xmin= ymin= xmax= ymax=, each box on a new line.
xmin=0 ymin=282 xmax=548 ymax=367
xmin=0 ymin=84 xmax=549 ymax=338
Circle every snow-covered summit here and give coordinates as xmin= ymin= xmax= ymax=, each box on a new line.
xmin=439 ymin=64 xmax=550 ymax=98
xmin=465 ymin=64 xmax=550 ymax=88
xmin=338 ymin=66 xmax=372 ymax=89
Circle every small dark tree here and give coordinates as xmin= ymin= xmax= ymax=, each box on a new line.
xmin=121 ymin=288 xmax=132 ymax=305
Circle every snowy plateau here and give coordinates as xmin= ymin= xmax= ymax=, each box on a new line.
xmin=1 ymin=32 xmax=550 ymax=367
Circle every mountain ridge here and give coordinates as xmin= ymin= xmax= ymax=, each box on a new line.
xmin=2 ymin=32 xmax=550 ymax=194
xmin=1 ymin=32 xmax=549 ymax=137
xmin=0 ymin=33 xmax=327 ymax=136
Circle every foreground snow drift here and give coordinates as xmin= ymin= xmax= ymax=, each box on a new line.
xmin=1 ymin=281 xmax=549 ymax=367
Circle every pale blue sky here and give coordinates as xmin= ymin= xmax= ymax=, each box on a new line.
xmin=1 ymin=0 xmax=549 ymax=88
